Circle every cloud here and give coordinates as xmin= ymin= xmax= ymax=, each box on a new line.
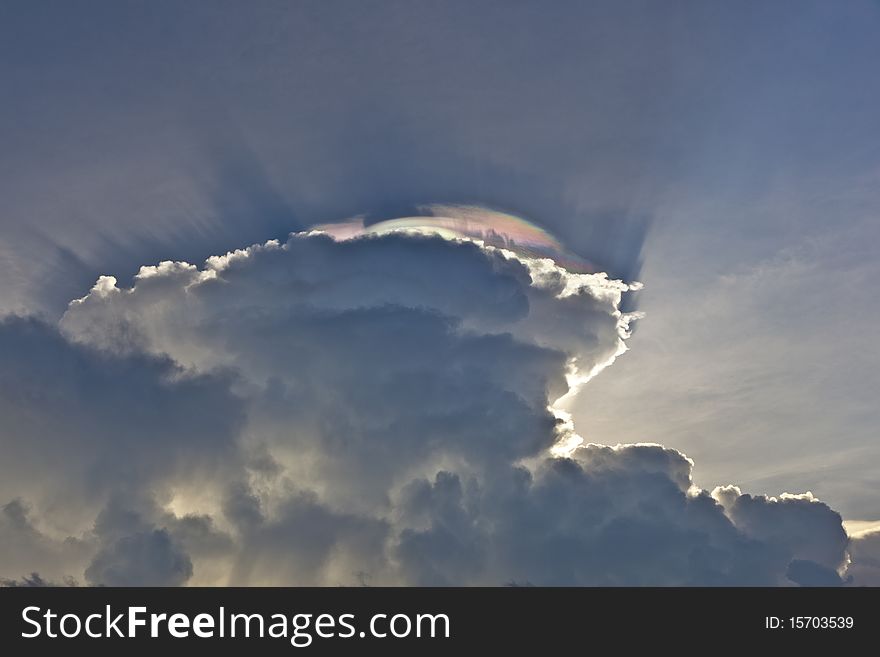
xmin=0 ymin=499 xmax=83 ymax=585
xmin=0 ymin=226 xmax=861 ymax=585
xmin=85 ymin=529 xmax=192 ymax=587
xmin=846 ymin=530 xmax=880 ymax=586
xmin=392 ymin=445 xmax=848 ymax=586
xmin=0 ymin=316 xmax=245 ymax=526
xmin=712 ymin=488 xmax=848 ymax=573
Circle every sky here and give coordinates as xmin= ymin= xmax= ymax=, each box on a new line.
xmin=1 ymin=1 xmax=879 ymax=586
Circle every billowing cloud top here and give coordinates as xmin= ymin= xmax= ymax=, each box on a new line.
xmin=0 ymin=215 xmax=872 ymax=586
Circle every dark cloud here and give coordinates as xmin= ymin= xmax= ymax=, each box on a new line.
xmin=0 ymin=499 xmax=77 ymax=585
xmin=847 ymin=530 xmax=880 ymax=586
xmin=393 ymin=447 xmax=844 ymax=585
xmin=0 ymin=317 xmax=245 ymax=514
xmin=0 ymin=316 xmax=246 ymax=585
xmin=786 ymin=560 xmax=846 ymax=587
xmin=713 ymin=487 xmax=848 ymax=572
xmin=0 ymin=231 xmax=862 ymax=585
xmin=85 ymin=529 xmax=193 ymax=587
xmin=226 ymin=489 xmax=391 ymax=586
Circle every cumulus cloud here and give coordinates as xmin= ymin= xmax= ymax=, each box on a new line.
xmin=0 ymin=220 xmax=864 ymax=585
xmin=0 ymin=317 xmax=245 ymax=530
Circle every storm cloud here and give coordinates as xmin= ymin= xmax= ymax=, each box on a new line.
xmin=0 ymin=224 xmax=865 ymax=585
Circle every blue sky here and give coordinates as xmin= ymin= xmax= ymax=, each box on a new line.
xmin=1 ymin=1 xmax=878 ymax=584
